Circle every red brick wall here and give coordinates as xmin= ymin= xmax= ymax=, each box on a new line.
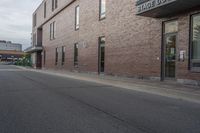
xmin=35 ymin=0 xmax=200 ymax=82
xmin=105 ymin=0 xmax=162 ymax=78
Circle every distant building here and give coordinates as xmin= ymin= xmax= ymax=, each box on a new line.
xmin=0 ymin=40 xmax=22 ymax=51
xmin=0 ymin=40 xmax=23 ymax=62
xmin=0 ymin=50 xmax=24 ymax=62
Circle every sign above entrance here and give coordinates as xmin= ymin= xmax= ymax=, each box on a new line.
xmin=136 ymin=0 xmax=200 ymax=18
xmin=136 ymin=0 xmax=176 ymax=14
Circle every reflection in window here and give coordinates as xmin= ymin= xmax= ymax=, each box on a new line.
xmin=100 ymin=0 xmax=106 ymax=20
xmin=75 ymin=6 xmax=80 ymax=30
xmin=192 ymin=15 xmax=200 ymax=60
xmin=74 ymin=43 xmax=78 ymax=67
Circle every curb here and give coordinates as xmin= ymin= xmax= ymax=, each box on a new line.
xmin=16 ymin=66 xmax=200 ymax=104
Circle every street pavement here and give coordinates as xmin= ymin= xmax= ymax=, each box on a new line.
xmin=0 ymin=65 xmax=200 ymax=133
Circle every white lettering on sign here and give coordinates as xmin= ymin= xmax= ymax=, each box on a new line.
xmin=137 ymin=0 xmax=176 ymax=14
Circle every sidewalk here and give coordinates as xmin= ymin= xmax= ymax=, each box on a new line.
xmin=17 ymin=66 xmax=200 ymax=104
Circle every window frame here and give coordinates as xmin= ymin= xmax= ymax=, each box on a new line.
xmin=190 ymin=13 xmax=200 ymax=72
xmin=62 ymin=46 xmax=65 ymax=66
xmin=43 ymin=50 xmax=46 ymax=66
xmin=75 ymin=5 xmax=80 ymax=31
xmin=52 ymin=0 xmax=57 ymax=12
xmin=55 ymin=47 xmax=58 ymax=65
xmin=55 ymin=0 xmax=58 ymax=9
xmin=33 ymin=33 xmax=37 ymax=46
xmin=50 ymin=21 xmax=56 ymax=40
xmin=53 ymin=21 xmax=55 ymax=39
xmin=33 ymin=13 xmax=37 ymax=27
xmin=52 ymin=0 xmax=54 ymax=11
xmin=44 ymin=2 xmax=47 ymax=18
xmin=50 ymin=23 xmax=52 ymax=40
xmin=99 ymin=0 xmax=106 ymax=20
xmin=74 ymin=43 xmax=79 ymax=67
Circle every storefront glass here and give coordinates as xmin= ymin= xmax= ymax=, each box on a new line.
xmin=192 ymin=14 xmax=200 ymax=60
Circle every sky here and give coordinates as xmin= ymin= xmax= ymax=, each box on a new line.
xmin=0 ymin=0 xmax=42 ymax=50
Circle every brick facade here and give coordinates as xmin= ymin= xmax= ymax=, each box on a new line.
xmin=32 ymin=0 xmax=200 ymax=85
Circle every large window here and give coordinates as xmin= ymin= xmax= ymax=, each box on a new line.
xmin=191 ymin=14 xmax=200 ymax=71
xmin=50 ymin=22 xmax=56 ymax=40
xmin=99 ymin=0 xmax=106 ymax=20
xmin=74 ymin=43 xmax=78 ymax=67
xmin=62 ymin=46 xmax=65 ymax=65
xmin=75 ymin=6 xmax=80 ymax=30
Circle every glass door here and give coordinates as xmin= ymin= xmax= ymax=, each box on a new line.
xmin=162 ymin=20 xmax=178 ymax=80
xmin=165 ymin=34 xmax=176 ymax=78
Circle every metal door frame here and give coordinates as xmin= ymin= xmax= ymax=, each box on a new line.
xmin=162 ymin=32 xmax=178 ymax=80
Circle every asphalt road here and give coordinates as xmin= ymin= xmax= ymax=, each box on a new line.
xmin=0 ymin=65 xmax=200 ymax=133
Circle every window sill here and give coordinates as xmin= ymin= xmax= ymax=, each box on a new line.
xmin=99 ymin=17 xmax=106 ymax=21
xmin=75 ymin=28 xmax=79 ymax=31
xmin=50 ymin=38 xmax=56 ymax=41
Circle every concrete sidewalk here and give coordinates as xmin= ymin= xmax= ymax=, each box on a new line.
xmin=16 ymin=66 xmax=200 ymax=104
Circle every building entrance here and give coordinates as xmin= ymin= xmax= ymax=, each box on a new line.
xmin=164 ymin=34 xmax=177 ymax=78
xmin=162 ymin=20 xmax=178 ymax=80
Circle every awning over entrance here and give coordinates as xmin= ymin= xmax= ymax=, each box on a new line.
xmin=136 ymin=0 xmax=200 ymax=18
xmin=24 ymin=46 xmax=43 ymax=53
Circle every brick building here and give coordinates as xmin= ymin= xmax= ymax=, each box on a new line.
xmin=30 ymin=0 xmax=200 ymax=85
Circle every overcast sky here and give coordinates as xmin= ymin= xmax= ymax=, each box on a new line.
xmin=0 ymin=0 xmax=42 ymax=50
